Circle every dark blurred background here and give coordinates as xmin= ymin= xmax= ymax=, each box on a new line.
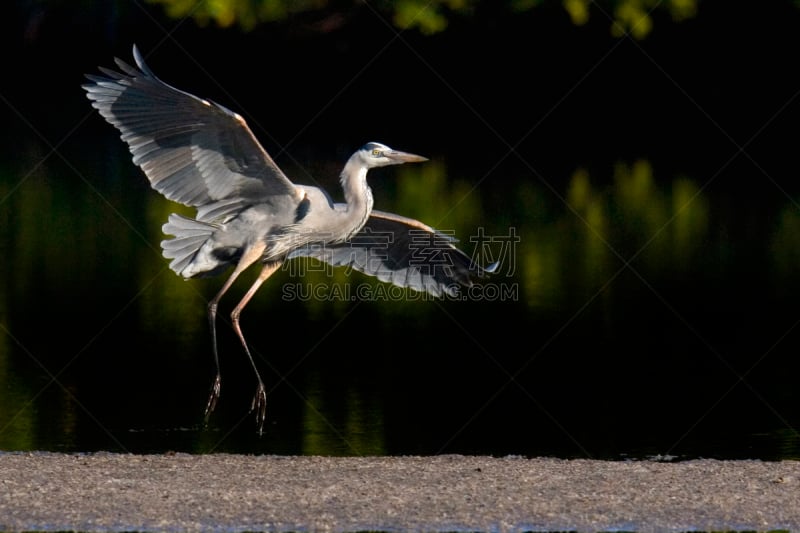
xmin=5 ymin=0 xmax=800 ymax=174
xmin=2 ymin=0 xmax=800 ymax=459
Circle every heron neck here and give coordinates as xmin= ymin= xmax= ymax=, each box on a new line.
xmin=339 ymin=159 xmax=374 ymax=228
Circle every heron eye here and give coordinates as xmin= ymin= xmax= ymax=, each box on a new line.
xmin=371 ymin=149 xmax=382 ymax=157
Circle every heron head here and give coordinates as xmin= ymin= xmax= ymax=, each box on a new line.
xmin=359 ymin=142 xmax=428 ymax=168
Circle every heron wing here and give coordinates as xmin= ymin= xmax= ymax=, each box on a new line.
xmin=83 ymin=45 xmax=303 ymax=219
xmin=289 ymin=210 xmax=489 ymax=297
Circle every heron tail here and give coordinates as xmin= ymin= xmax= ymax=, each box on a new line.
xmin=161 ymin=214 xmax=216 ymax=277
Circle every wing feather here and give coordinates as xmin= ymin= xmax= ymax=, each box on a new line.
xmin=289 ymin=210 xmax=491 ymax=297
xmin=83 ymin=45 xmax=303 ymax=221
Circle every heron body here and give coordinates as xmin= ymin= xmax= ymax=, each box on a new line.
xmin=83 ymin=45 xmax=493 ymax=433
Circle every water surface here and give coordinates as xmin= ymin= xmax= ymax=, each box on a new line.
xmin=2 ymin=131 xmax=799 ymax=459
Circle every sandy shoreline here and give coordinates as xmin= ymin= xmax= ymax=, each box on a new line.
xmin=1 ymin=452 xmax=799 ymax=531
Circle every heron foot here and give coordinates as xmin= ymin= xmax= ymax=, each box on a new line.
xmin=251 ymin=382 xmax=267 ymax=435
xmin=204 ymin=374 xmax=222 ymax=423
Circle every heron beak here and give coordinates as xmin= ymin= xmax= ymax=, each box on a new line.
xmin=386 ymin=150 xmax=428 ymax=164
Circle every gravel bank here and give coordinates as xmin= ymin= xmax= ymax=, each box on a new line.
xmin=1 ymin=452 xmax=799 ymax=531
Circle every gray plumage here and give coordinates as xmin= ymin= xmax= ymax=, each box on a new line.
xmin=83 ymin=44 xmax=494 ymax=433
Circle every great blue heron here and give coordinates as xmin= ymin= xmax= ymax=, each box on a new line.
xmin=83 ymin=45 xmax=494 ymax=433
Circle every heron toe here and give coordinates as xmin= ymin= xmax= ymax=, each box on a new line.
xmin=251 ymin=382 xmax=268 ymax=435
xmin=204 ymin=374 xmax=222 ymax=422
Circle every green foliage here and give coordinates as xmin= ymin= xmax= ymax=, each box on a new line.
xmin=563 ymin=0 xmax=697 ymax=38
xmin=392 ymin=0 xmax=451 ymax=35
xmin=148 ymin=0 xmax=328 ymax=31
xmin=146 ymin=0 xmax=699 ymax=38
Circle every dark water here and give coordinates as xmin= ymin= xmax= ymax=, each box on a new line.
xmin=2 ymin=132 xmax=799 ymax=460
xmin=2 ymin=1 xmax=800 ymax=459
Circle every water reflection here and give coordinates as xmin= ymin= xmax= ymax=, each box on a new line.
xmin=301 ymin=369 xmax=386 ymax=456
xmin=1 ymin=138 xmax=799 ymax=459
xmin=771 ymin=203 xmax=800 ymax=288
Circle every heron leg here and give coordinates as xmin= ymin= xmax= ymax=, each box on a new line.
xmin=203 ymin=242 xmax=267 ymax=424
xmin=230 ymin=260 xmax=283 ymax=435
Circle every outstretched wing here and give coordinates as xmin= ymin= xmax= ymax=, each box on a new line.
xmin=83 ymin=44 xmax=303 ymax=222
xmin=289 ymin=210 xmax=494 ymax=297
